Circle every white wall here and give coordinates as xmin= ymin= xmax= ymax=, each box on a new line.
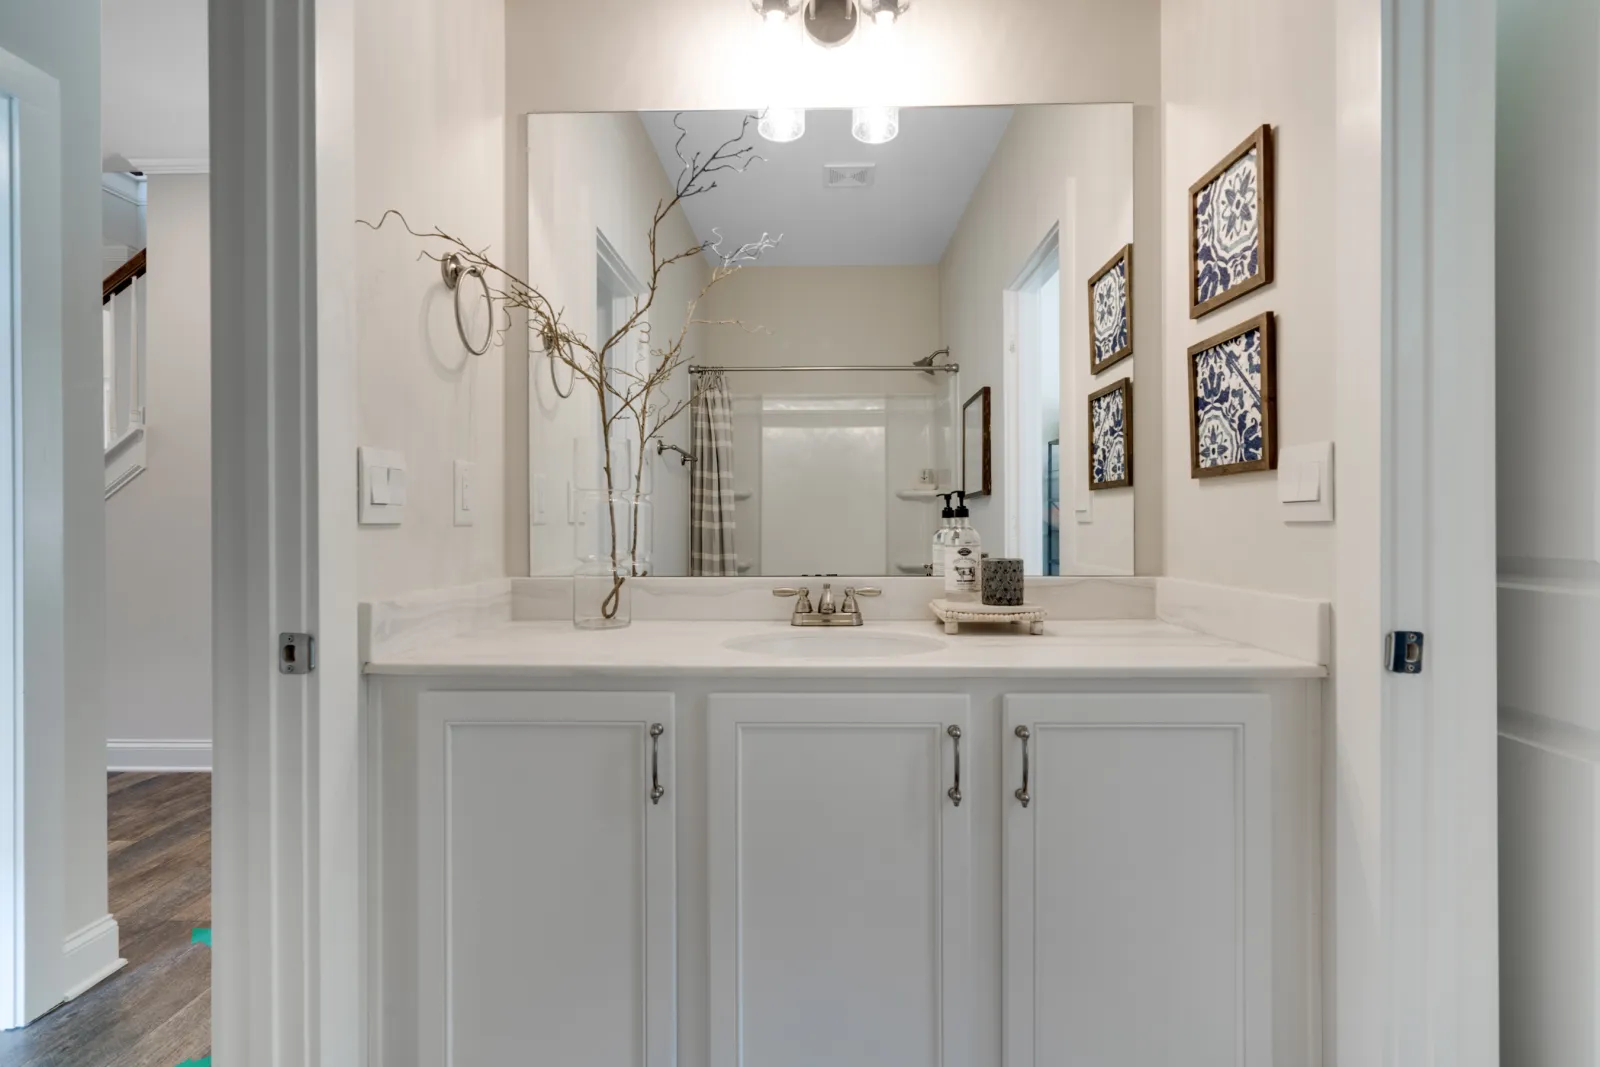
xmin=1160 ymin=0 xmax=1337 ymax=599
xmin=0 ymin=0 xmax=114 ymax=992
xmin=523 ymin=112 xmax=710 ymax=577
xmin=1495 ymin=0 xmax=1600 ymax=1060
xmin=503 ymin=0 xmax=1163 ymax=578
xmin=940 ymin=104 xmax=1137 ymax=575
xmin=104 ymin=174 xmax=212 ymax=767
xmin=354 ymin=0 xmax=507 ymax=601
xmin=698 ymin=265 xmax=946 ymax=576
xmin=100 ymin=0 xmax=208 ymax=167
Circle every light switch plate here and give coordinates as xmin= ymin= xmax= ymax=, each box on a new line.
xmin=531 ymin=473 xmax=549 ymax=527
xmin=359 ymin=447 xmax=406 ymax=526
xmin=1279 ymin=441 xmax=1334 ymax=523
xmin=453 ymin=460 xmax=476 ymax=527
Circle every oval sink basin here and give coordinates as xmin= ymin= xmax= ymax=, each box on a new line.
xmin=723 ymin=631 xmax=947 ymax=659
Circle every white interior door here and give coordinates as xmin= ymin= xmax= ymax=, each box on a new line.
xmin=707 ymin=693 xmax=970 ymax=1067
xmin=1001 ymin=694 xmax=1271 ymax=1067
xmin=1494 ymin=0 xmax=1600 ymax=1059
xmin=417 ymin=692 xmax=677 ymax=1067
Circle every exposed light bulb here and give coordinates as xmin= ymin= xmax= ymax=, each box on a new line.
xmin=852 ymin=106 xmax=900 ymax=145
xmin=873 ymin=8 xmax=895 ymax=26
xmin=765 ymin=8 xmax=787 ymax=25
xmin=758 ymin=107 xmax=807 ymax=144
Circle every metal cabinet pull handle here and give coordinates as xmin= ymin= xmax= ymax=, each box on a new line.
xmin=1014 ymin=725 xmax=1031 ymax=808
xmin=649 ymin=723 xmax=666 ymax=805
xmin=947 ymin=725 xmax=963 ymax=807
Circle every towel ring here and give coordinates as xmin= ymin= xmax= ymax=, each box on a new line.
xmin=440 ymin=252 xmax=493 ymax=357
xmin=548 ymin=347 xmax=575 ymax=399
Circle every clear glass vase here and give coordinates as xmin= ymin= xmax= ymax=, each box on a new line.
xmin=573 ymin=488 xmax=652 ymax=630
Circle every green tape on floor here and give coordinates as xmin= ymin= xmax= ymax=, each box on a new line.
xmin=176 ymin=1057 xmax=210 ymax=1067
xmin=191 ymin=927 xmax=211 ymax=947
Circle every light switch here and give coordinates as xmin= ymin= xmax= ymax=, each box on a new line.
xmin=1279 ymin=442 xmax=1334 ymax=523
xmin=532 ymin=473 xmax=549 ymax=526
xmin=454 ymin=460 xmax=476 ymax=527
xmin=358 ymin=447 xmax=406 ymax=526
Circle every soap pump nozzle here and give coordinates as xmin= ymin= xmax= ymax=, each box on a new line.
xmin=940 ymin=492 xmax=956 ymax=518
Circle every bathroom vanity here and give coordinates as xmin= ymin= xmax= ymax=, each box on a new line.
xmin=364 ymin=579 xmax=1326 ymax=1067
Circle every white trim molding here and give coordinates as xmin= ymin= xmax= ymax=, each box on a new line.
xmin=125 ymin=157 xmax=209 ymax=176
xmin=106 ymin=739 xmax=213 ymax=773
xmin=104 ymin=425 xmax=146 ymax=499
xmin=60 ymin=915 xmax=125 ymax=1002
xmin=100 ymin=171 xmax=146 ymax=207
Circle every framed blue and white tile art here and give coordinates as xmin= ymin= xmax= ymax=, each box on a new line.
xmin=1190 ymin=125 xmax=1275 ymax=319
xmin=1187 ymin=312 xmax=1277 ymax=478
xmin=1088 ymin=244 xmax=1133 ymax=374
xmin=1087 ymin=377 xmax=1133 ymax=491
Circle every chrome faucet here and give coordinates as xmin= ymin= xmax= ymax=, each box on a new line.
xmin=774 ymin=583 xmax=882 ymax=626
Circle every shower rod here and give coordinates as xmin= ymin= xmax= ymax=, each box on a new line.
xmin=688 ymin=363 xmax=960 ymax=374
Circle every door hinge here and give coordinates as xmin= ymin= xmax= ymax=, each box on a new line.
xmin=280 ymin=632 xmax=316 ymax=675
xmin=1385 ymin=631 xmax=1424 ymax=674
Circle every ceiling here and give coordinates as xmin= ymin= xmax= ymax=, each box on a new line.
xmin=102 ymin=0 xmax=210 ymax=167
xmin=639 ymin=106 xmax=1012 ymax=268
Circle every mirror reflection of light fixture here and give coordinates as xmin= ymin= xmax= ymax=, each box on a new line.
xmin=758 ymin=107 xmax=807 ymax=143
xmin=852 ymin=106 xmax=900 ymax=145
xmin=750 ymin=0 xmax=803 ymax=24
xmin=858 ymin=0 xmax=911 ymax=27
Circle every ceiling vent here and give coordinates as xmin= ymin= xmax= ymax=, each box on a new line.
xmin=824 ymin=162 xmax=876 ymax=189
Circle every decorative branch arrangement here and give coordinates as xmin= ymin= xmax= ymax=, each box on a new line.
xmin=361 ymin=113 xmax=778 ymax=621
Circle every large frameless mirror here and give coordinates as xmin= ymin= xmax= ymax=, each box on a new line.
xmin=526 ymin=104 xmax=1135 ymax=578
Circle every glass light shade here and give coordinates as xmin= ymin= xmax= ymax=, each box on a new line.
xmin=852 ymin=106 xmax=900 ymax=145
xmin=759 ymin=107 xmax=807 ymax=143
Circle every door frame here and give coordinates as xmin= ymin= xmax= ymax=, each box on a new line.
xmin=0 ymin=44 xmax=68 ymax=1030
xmin=212 ymin=0 xmax=1499 ymax=1063
xmin=1337 ymin=0 xmax=1500 ymax=1062
xmin=208 ymin=0 xmax=361 ymax=1064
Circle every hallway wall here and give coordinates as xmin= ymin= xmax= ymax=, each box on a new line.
xmin=105 ymin=174 xmax=213 ymax=770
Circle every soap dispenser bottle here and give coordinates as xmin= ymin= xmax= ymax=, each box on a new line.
xmin=931 ymin=493 xmax=956 ymax=577
xmin=944 ymin=491 xmax=983 ymax=602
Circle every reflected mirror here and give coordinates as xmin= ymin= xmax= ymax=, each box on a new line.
xmin=526 ymin=104 xmax=1135 ymax=578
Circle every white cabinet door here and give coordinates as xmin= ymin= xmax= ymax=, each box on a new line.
xmin=1002 ymin=693 xmax=1272 ymax=1067
xmin=708 ymin=693 xmax=971 ymax=1067
xmin=417 ymin=692 xmax=676 ymax=1067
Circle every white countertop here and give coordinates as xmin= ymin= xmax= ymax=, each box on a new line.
xmin=366 ymin=618 xmax=1326 ymax=679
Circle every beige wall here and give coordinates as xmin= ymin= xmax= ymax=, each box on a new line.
xmin=524 ymin=112 xmax=710 ymax=576
xmin=503 ymin=0 xmax=1163 ymax=576
xmin=940 ymin=104 xmax=1140 ymax=575
xmin=105 ymin=174 xmax=212 ymax=752
xmin=354 ymin=0 xmax=507 ymax=600
xmin=1160 ymin=0 xmax=1338 ymax=599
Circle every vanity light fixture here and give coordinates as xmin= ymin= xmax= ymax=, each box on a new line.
xmin=751 ymin=0 xmax=803 ymax=25
xmin=858 ymin=0 xmax=911 ymax=27
xmin=758 ymin=107 xmax=807 ymax=143
xmin=852 ymin=106 xmax=900 ymax=145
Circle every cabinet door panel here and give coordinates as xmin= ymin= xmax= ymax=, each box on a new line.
xmin=418 ymin=692 xmax=676 ymax=1067
xmin=709 ymin=694 xmax=971 ymax=1067
xmin=1003 ymin=693 xmax=1271 ymax=1067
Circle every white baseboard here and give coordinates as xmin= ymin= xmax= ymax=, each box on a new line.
xmin=61 ymin=915 xmax=125 ymax=1001
xmin=107 ymin=739 xmax=213 ymax=772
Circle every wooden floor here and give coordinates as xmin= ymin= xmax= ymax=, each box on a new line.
xmin=0 ymin=773 xmax=211 ymax=1067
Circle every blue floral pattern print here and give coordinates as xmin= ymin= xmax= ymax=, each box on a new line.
xmin=1090 ymin=383 xmax=1130 ymax=488
xmin=1091 ymin=258 xmax=1129 ymax=367
xmin=1195 ymin=147 xmax=1261 ymax=307
xmin=1191 ymin=324 xmax=1265 ymax=470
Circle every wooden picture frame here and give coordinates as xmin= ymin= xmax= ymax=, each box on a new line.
xmin=1087 ymin=243 xmax=1134 ymax=374
xmin=961 ymin=386 xmax=992 ymax=498
xmin=1187 ymin=312 xmax=1278 ymax=479
xmin=1087 ymin=377 xmax=1133 ymax=491
xmin=1189 ymin=125 xmax=1275 ymax=319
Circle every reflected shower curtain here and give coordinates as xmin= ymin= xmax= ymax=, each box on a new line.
xmin=690 ymin=372 xmax=738 ymax=575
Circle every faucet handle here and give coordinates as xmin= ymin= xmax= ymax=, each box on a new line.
xmin=774 ymin=586 xmax=813 ymax=614
xmin=840 ymin=587 xmax=882 ymax=613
